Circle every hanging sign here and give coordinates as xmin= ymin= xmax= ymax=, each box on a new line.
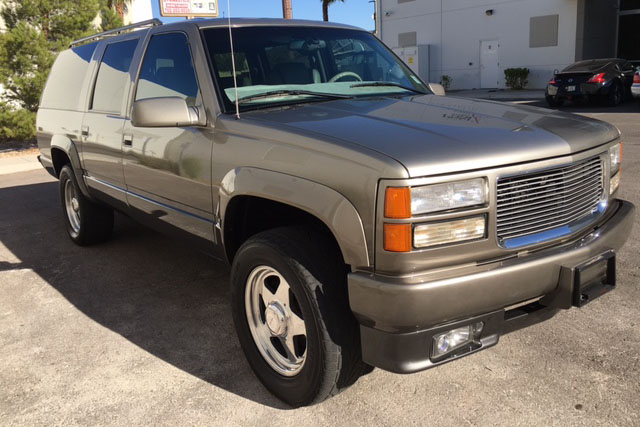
xmin=160 ymin=0 xmax=219 ymax=17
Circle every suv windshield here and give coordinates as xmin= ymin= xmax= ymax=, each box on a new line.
xmin=201 ymin=26 xmax=430 ymax=112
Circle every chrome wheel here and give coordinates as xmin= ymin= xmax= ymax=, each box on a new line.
xmin=245 ymin=265 xmax=307 ymax=376
xmin=64 ymin=179 xmax=81 ymax=234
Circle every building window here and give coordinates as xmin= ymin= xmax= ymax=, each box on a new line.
xmin=529 ymin=15 xmax=559 ymax=48
xmin=398 ymin=0 xmax=416 ymax=4
xmin=398 ymin=32 xmax=417 ymax=48
xmin=620 ymin=0 xmax=640 ymax=11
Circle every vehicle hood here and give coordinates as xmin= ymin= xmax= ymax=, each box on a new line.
xmin=244 ymin=95 xmax=619 ymax=177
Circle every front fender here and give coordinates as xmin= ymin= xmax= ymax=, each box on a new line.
xmin=219 ymin=167 xmax=370 ymax=269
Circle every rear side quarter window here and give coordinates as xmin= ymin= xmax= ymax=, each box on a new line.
xmin=91 ymin=39 xmax=139 ymax=113
xmin=40 ymin=42 xmax=98 ymax=111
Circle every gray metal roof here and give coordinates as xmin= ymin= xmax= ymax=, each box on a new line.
xmin=69 ymin=17 xmax=365 ymax=48
xmin=192 ymin=17 xmax=363 ymax=31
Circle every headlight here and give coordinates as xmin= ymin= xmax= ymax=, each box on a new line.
xmin=609 ymin=143 xmax=622 ymax=174
xmin=609 ymin=143 xmax=622 ymax=195
xmin=411 ymin=178 xmax=486 ymax=215
xmin=413 ymin=215 xmax=486 ymax=248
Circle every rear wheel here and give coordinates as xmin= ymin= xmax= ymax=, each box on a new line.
xmin=546 ymin=96 xmax=563 ymax=108
xmin=59 ymin=165 xmax=113 ymax=245
xmin=231 ymin=227 xmax=366 ymax=407
xmin=605 ymin=81 xmax=623 ymax=106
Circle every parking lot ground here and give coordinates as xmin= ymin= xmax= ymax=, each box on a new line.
xmin=1 ymin=103 xmax=639 ymax=426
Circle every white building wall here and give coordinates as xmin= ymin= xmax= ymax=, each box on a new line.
xmin=379 ymin=0 xmax=579 ymax=89
xmin=1 ymin=2 xmax=6 ymax=99
xmin=124 ymin=0 xmax=153 ymax=25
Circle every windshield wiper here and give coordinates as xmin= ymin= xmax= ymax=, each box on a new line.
xmin=237 ymin=90 xmax=352 ymax=104
xmin=349 ymin=81 xmax=427 ymax=94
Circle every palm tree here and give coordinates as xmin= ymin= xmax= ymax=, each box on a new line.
xmin=106 ymin=0 xmax=127 ymax=20
xmin=282 ymin=0 xmax=292 ymax=19
xmin=322 ymin=0 xmax=344 ymax=22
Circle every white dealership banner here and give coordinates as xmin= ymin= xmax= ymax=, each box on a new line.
xmin=159 ymin=0 xmax=219 ymax=17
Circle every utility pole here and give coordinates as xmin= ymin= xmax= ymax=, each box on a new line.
xmin=282 ymin=0 xmax=292 ymax=19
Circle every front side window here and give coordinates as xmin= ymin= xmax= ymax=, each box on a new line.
xmin=92 ymin=39 xmax=138 ymax=113
xmin=201 ymin=26 xmax=429 ymax=112
xmin=135 ymin=32 xmax=200 ymax=106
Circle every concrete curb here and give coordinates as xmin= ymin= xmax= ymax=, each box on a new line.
xmin=0 ymin=155 xmax=42 ymax=176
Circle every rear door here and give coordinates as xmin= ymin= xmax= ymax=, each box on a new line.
xmin=122 ymin=29 xmax=215 ymax=243
xmin=82 ymin=36 xmax=140 ymax=205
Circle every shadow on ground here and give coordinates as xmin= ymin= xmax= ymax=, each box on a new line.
xmin=0 ymin=178 xmax=290 ymax=409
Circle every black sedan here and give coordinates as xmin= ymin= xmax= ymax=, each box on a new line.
xmin=546 ymin=58 xmax=636 ymax=107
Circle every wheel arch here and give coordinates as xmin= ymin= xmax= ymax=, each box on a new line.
xmin=219 ymin=168 xmax=370 ymax=270
xmin=50 ymin=135 xmax=92 ymax=199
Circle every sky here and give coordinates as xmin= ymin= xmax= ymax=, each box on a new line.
xmin=151 ymin=0 xmax=376 ymax=31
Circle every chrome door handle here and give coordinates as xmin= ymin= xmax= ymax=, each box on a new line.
xmin=123 ymin=134 xmax=133 ymax=146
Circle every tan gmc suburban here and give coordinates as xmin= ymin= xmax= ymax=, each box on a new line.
xmin=36 ymin=18 xmax=635 ymax=406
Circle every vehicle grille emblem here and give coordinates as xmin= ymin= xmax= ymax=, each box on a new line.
xmin=568 ymin=78 xmax=573 ymax=83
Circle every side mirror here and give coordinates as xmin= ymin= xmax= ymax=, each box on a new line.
xmin=131 ymin=97 xmax=205 ymax=128
xmin=428 ymin=83 xmax=446 ymax=96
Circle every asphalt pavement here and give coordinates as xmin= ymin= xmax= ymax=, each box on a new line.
xmin=1 ymin=101 xmax=639 ymax=426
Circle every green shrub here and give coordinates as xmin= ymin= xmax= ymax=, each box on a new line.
xmin=504 ymin=67 xmax=530 ymax=90
xmin=0 ymin=106 xmax=36 ymax=142
xmin=440 ymin=74 xmax=452 ymax=91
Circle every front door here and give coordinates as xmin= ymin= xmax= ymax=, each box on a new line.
xmin=480 ymin=40 xmax=500 ymax=88
xmin=122 ymin=31 xmax=214 ymax=244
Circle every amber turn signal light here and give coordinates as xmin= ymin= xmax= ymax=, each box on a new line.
xmin=384 ymin=223 xmax=412 ymax=252
xmin=384 ymin=187 xmax=411 ymax=219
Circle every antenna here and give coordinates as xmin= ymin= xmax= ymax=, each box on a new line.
xmin=227 ymin=0 xmax=240 ymax=119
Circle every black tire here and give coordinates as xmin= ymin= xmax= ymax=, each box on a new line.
xmin=230 ymin=226 xmax=366 ymax=407
xmin=605 ymin=81 xmax=623 ymax=107
xmin=546 ymin=96 xmax=563 ymax=108
xmin=59 ymin=165 xmax=114 ymax=245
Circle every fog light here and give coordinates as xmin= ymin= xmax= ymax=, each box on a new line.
xmin=610 ymin=170 xmax=621 ymax=195
xmin=414 ymin=216 xmax=486 ymax=248
xmin=432 ymin=322 xmax=483 ymax=359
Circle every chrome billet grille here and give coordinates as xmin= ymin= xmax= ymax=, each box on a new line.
xmin=496 ymin=157 xmax=604 ymax=242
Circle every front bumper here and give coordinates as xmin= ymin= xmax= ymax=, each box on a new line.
xmin=349 ymin=199 xmax=635 ymax=373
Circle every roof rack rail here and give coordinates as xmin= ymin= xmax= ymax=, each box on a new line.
xmin=69 ymin=18 xmax=163 ymax=48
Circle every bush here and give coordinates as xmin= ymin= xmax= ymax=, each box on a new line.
xmin=440 ymin=75 xmax=452 ymax=91
xmin=0 ymin=107 xmax=36 ymax=142
xmin=504 ymin=67 xmax=530 ymax=90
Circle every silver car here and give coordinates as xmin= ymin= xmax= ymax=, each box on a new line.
xmin=36 ymin=18 xmax=635 ymax=406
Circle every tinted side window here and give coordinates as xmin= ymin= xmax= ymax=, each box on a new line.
xmin=135 ymin=33 xmax=199 ymax=106
xmin=40 ymin=42 xmax=98 ymax=110
xmin=92 ymin=39 xmax=138 ymax=113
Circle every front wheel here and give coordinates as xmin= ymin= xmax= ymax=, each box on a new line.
xmin=231 ymin=227 xmax=366 ymax=407
xmin=59 ymin=165 xmax=113 ymax=245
